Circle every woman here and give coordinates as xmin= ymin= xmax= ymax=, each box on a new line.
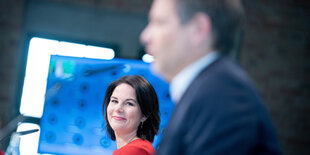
xmin=103 ymin=75 xmax=160 ymax=155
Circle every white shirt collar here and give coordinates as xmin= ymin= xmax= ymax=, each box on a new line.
xmin=170 ymin=52 xmax=219 ymax=103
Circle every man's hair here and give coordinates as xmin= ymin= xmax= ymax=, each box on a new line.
xmin=103 ymin=75 xmax=160 ymax=142
xmin=176 ymin=0 xmax=245 ymax=54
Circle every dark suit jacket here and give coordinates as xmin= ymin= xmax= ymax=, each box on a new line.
xmin=157 ymin=56 xmax=281 ymax=155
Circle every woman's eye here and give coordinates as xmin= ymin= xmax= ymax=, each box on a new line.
xmin=111 ymin=100 xmax=118 ymax=104
xmin=126 ymin=102 xmax=134 ymax=106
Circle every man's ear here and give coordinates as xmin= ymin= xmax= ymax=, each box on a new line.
xmin=188 ymin=13 xmax=212 ymax=47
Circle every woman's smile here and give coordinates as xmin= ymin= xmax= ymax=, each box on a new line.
xmin=112 ymin=116 xmax=126 ymax=121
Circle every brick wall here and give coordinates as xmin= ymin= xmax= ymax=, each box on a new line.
xmin=0 ymin=0 xmax=309 ymax=154
xmin=0 ymin=0 xmax=25 ymax=130
xmin=38 ymin=0 xmax=152 ymax=14
xmin=242 ymin=0 xmax=310 ymax=154
xmin=0 ymin=0 xmax=25 ymax=150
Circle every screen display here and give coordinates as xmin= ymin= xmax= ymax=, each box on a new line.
xmin=38 ymin=55 xmax=174 ymax=154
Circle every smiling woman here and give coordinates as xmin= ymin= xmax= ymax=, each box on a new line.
xmin=103 ymin=75 xmax=160 ymax=155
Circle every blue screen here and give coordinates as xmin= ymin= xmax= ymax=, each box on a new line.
xmin=38 ymin=55 xmax=174 ymax=154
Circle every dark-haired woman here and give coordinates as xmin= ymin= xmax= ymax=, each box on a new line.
xmin=103 ymin=75 xmax=160 ymax=155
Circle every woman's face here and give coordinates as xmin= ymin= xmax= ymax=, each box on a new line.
xmin=107 ymin=83 xmax=146 ymax=135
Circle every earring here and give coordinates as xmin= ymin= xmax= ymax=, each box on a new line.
xmin=140 ymin=121 xmax=143 ymax=129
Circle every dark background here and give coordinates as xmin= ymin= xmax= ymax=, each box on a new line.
xmin=0 ymin=0 xmax=309 ymax=154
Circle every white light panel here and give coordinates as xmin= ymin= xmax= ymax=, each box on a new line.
xmin=20 ymin=37 xmax=115 ymax=118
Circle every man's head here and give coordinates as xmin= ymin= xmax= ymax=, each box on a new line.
xmin=140 ymin=0 xmax=244 ymax=82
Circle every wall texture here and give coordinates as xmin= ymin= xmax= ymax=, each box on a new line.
xmin=0 ymin=0 xmax=25 ymax=150
xmin=0 ymin=0 xmax=309 ymax=154
xmin=0 ymin=0 xmax=25 ymax=133
xmin=241 ymin=0 xmax=310 ymax=154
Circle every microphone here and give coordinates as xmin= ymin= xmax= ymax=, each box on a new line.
xmin=16 ymin=129 xmax=39 ymax=136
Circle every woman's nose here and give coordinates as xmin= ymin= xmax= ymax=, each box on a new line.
xmin=115 ymin=103 xmax=124 ymax=112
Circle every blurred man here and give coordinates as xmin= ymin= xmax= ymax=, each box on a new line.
xmin=140 ymin=0 xmax=281 ymax=154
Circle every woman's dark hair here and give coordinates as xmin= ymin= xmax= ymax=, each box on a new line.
xmin=103 ymin=75 xmax=160 ymax=142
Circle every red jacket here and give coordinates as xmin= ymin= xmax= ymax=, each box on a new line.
xmin=113 ymin=139 xmax=155 ymax=155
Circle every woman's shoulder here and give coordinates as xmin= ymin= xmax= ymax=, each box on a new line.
xmin=113 ymin=139 xmax=155 ymax=155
